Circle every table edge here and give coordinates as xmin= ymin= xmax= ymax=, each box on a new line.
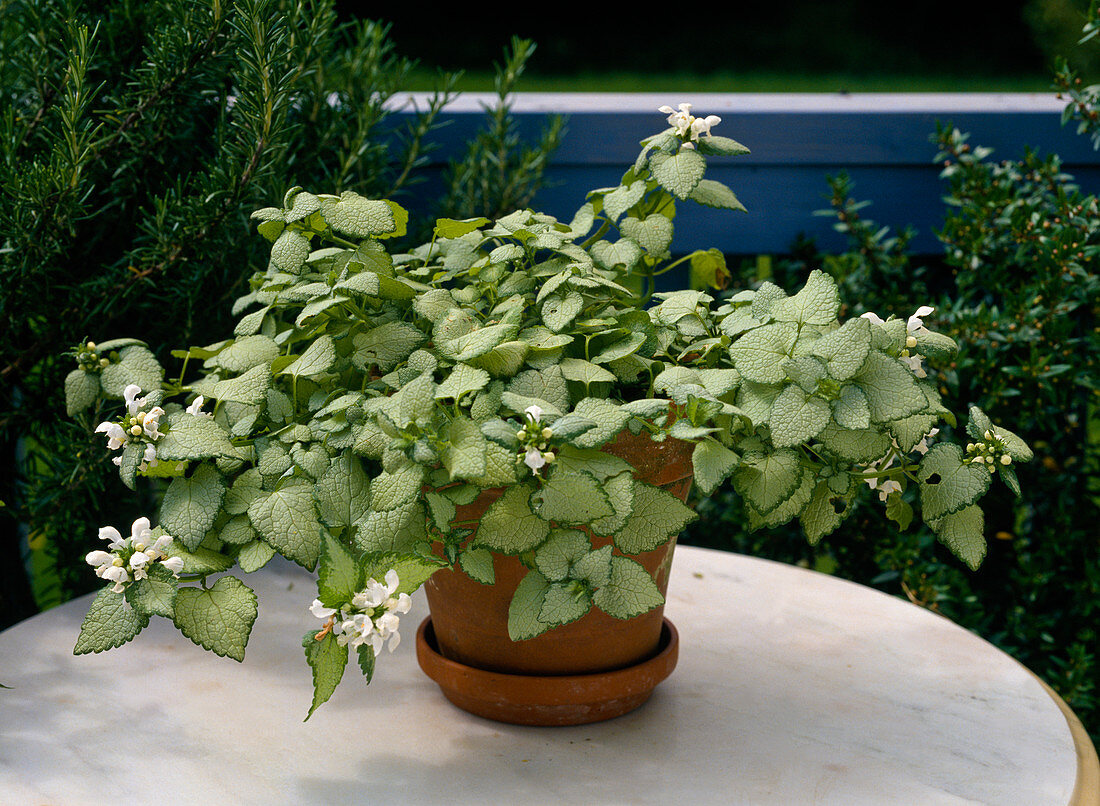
xmin=677 ymin=546 xmax=1099 ymax=805
xmin=1028 ymin=672 xmax=1100 ymax=806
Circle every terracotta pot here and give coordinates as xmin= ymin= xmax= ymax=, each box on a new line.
xmin=416 ymin=429 xmax=694 ymax=725
xmin=415 ymin=616 xmax=679 ymax=726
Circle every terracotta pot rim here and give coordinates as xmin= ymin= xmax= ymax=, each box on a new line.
xmin=416 ymin=616 xmax=679 ymax=718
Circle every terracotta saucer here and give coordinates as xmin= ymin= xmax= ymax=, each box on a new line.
xmin=415 ymin=616 xmax=679 ymax=727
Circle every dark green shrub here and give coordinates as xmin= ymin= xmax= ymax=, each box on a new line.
xmin=1029 ymin=0 xmax=1100 ymax=82
xmin=688 ymin=10 xmax=1100 ymax=739
xmin=0 ymin=1 xmax=559 ymax=626
xmin=687 ymin=125 xmax=1100 ymax=741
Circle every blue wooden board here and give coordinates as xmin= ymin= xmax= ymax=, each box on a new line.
xmin=389 ymin=93 xmax=1100 ymax=255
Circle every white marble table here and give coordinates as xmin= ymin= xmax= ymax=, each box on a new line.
xmin=1 ymin=546 xmax=1095 ymax=806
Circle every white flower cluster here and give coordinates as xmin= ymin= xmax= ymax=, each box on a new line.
xmin=86 ymin=517 xmax=183 ymax=593
xmin=95 ymin=384 xmax=165 ymax=469
xmin=966 ymin=430 xmax=1013 ymax=474
xmin=864 ymin=428 xmax=940 ymax=502
xmin=861 ymin=305 xmax=935 ymax=379
xmin=658 ymin=103 xmax=721 ymax=144
xmin=310 ymin=569 xmax=412 ymax=657
xmin=75 ymin=341 xmax=110 ymax=373
xmin=516 ymin=405 xmax=555 ymax=474
xmin=864 ymin=453 xmax=903 ymax=502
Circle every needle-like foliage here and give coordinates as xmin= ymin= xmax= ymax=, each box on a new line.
xmin=0 ymin=0 xmax=558 ymax=624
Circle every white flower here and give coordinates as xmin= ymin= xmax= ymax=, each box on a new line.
xmin=161 ymin=556 xmax=184 ymax=576
xmin=324 ymin=569 xmax=413 ymax=656
xmin=336 ymin=613 xmax=373 ymax=650
xmin=98 ymin=525 xmax=128 ymax=551
xmin=382 ymin=568 xmax=400 ymax=595
xmin=129 ymin=517 xmax=153 ymax=545
xmin=900 ymin=353 xmax=927 ymax=379
xmin=524 ymin=446 xmax=547 ymax=472
xmin=658 ymin=103 xmax=720 ymax=141
xmin=354 ymin=569 xmax=399 ymax=609
xmin=375 ymin=611 xmax=402 ymax=652
xmin=914 ymin=427 xmax=940 ymax=455
xmin=906 ymin=305 xmax=935 ymax=335
xmin=373 ymin=591 xmax=411 ymax=655
xmin=392 ymin=593 xmax=412 ymax=615
xmin=689 ymin=114 xmax=721 ymax=140
xmin=85 ymin=550 xmax=114 ymax=578
xmin=900 ymin=306 xmax=934 ymax=378
xmin=95 ymin=421 xmax=128 ymax=451
xmin=185 ymin=396 xmax=210 ymax=417
xmin=87 ymin=518 xmax=179 ymax=590
xmin=877 ymin=479 xmax=903 ymax=502
xmin=310 ymin=598 xmax=338 ymax=620
xmin=359 ymin=579 xmax=389 ymax=609
xmin=126 ymin=525 xmax=173 ymax=580
xmin=123 ymin=384 xmax=148 ymax=416
xmin=863 ymin=453 xmax=896 ymax=491
xmin=659 ymin=103 xmax=694 ymax=137
xmin=862 ymin=307 xmax=935 ymax=378
xmin=141 ymin=406 xmax=165 ymax=439
xmin=86 ymin=547 xmax=132 ymax=592
xmin=99 ymin=389 xmax=164 ymax=470
xmin=524 ymin=404 xmax=543 ymax=423
xmin=101 ymin=564 xmax=131 ymax=594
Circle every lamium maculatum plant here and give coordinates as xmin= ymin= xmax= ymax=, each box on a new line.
xmin=66 ymin=104 xmax=1031 ymax=717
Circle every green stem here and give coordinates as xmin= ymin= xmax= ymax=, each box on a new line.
xmin=579 ymin=219 xmax=611 ymax=250
xmin=313 ymin=226 xmax=360 ymax=250
xmin=176 ymin=354 xmax=192 ymax=389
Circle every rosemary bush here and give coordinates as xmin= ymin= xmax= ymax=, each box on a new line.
xmin=0 ymin=0 xmax=559 ymax=626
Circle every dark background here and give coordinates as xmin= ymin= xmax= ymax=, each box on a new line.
xmin=342 ymin=2 xmax=1050 ymax=78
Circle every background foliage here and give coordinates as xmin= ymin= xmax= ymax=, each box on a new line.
xmin=685 ymin=113 xmax=1100 ymax=739
xmin=0 ymin=0 xmax=559 ymax=626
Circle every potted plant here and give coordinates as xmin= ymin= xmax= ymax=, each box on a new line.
xmin=67 ymin=103 xmax=1031 ymax=724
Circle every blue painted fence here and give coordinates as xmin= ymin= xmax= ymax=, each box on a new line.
xmin=391 ymin=92 xmax=1100 ymax=255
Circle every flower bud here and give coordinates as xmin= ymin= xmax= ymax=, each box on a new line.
xmin=543 ymin=451 xmax=555 ymax=463
xmin=542 ymin=428 xmax=553 ymax=440
xmin=906 ymin=336 xmax=917 ymax=348
xmin=1000 ymin=455 xmax=1012 ymax=465
xmin=130 ymin=425 xmax=143 ymax=436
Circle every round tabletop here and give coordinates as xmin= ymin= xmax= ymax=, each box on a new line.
xmin=1 ymin=545 xmax=1095 ymax=805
